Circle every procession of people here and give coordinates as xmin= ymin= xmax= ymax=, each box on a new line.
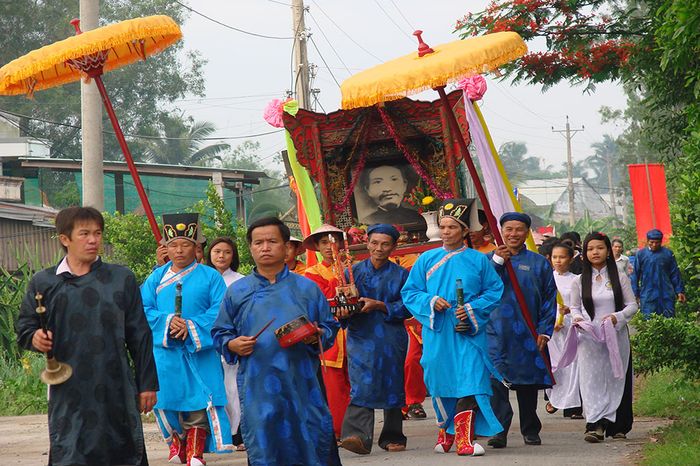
xmin=15 ymin=200 xmax=683 ymax=466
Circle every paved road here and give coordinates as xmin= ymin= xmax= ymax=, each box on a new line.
xmin=2 ymin=393 xmax=665 ymax=465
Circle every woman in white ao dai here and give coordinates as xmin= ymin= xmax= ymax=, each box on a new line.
xmin=569 ymin=232 xmax=638 ymax=443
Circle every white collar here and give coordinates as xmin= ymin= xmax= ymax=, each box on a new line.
xmin=56 ymin=256 xmax=99 ymax=275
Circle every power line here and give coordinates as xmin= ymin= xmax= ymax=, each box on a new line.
xmin=0 ymin=108 xmax=282 ymax=141
xmin=308 ymin=36 xmax=341 ymax=88
xmin=307 ymin=12 xmax=351 ymax=75
xmin=388 ymin=0 xmax=415 ymax=31
xmin=171 ymin=0 xmax=293 ymax=40
xmin=372 ymin=0 xmax=414 ymax=42
xmin=310 ymin=0 xmax=383 ymax=63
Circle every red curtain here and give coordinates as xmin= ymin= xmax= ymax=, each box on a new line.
xmin=628 ymin=163 xmax=672 ymax=246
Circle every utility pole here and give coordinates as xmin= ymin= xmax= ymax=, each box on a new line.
xmin=80 ymin=0 xmax=104 ymax=210
xmin=552 ymin=116 xmax=584 ymax=225
xmin=291 ymin=0 xmax=311 ymax=109
xmin=605 ymin=154 xmax=617 ymax=219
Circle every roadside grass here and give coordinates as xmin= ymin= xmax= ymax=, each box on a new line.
xmin=0 ymin=352 xmax=47 ymax=416
xmin=635 ymin=369 xmax=700 ymax=465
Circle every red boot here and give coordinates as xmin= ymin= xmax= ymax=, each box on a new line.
xmin=455 ymin=410 xmax=485 ymax=456
xmin=186 ymin=427 xmax=207 ymax=466
xmin=433 ymin=428 xmax=455 ymax=453
xmin=168 ymin=433 xmax=186 ymax=464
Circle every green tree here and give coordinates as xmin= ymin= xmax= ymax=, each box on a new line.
xmin=0 ymin=0 xmax=206 ymax=163
xmin=220 ymin=141 xmax=293 ymax=222
xmin=142 ymin=114 xmax=230 ymax=166
xmin=498 ymin=141 xmax=564 ymax=183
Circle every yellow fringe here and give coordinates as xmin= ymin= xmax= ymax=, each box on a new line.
xmin=341 ymin=32 xmax=527 ymax=110
xmin=0 ymin=15 xmax=181 ymax=96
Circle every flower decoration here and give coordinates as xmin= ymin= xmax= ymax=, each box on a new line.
xmin=263 ymin=98 xmax=286 ymax=128
xmin=457 ymin=75 xmax=488 ymax=101
xmin=407 ymin=185 xmax=442 ymax=213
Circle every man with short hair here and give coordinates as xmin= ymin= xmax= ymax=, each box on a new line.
xmin=632 ymin=229 xmax=686 ymax=318
xmin=141 ymin=213 xmax=231 ymax=466
xmin=402 ymin=199 xmax=504 ymax=457
xmin=16 ymin=206 xmax=158 ymax=466
xmin=340 ymin=224 xmax=411 ymax=455
xmin=487 ymin=212 xmax=557 ymax=448
xmin=212 ymin=217 xmax=341 ymax=465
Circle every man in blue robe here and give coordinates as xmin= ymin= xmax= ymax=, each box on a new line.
xmin=402 ymin=199 xmax=504 ymax=457
xmin=487 ymin=212 xmax=557 ymax=449
xmin=141 ymin=213 xmax=232 ymax=466
xmin=211 ymin=217 xmax=341 ymax=466
xmin=632 ymin=229 xmax=686 ymax=318
xmin=339 ymin=224 xmax=410 ymax=455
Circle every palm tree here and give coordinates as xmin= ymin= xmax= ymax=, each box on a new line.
xmin=498 ymin=141 xmax=545 ymax=183
xmin=142 ymin=114 xmax=230 ymax=166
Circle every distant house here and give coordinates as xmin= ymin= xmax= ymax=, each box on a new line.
xmin=516 ymin=177 xmax=614 ymax=222
xmin=0 ymin=201 xmax=60 ymax=271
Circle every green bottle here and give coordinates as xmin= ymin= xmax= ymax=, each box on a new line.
xmin=175 ymin=282 xmax=182 ymax=317
xmin=455 ymin=278 xmax=470 ymax=333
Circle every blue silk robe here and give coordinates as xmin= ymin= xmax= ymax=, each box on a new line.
xmin=632 ymin=247 xmax=685 ymax=317
xmin=401 ymin=245 xmax=504 ymax=436
xmin=141 ymin=261 xmax=232 ymax=453
xmin=212 ymin=267 xmax=340 ymax=466
xmin=487 ymin=248 xmax=557 ymax=387
xmin=343 ymin=259 xmax=410 ymax=409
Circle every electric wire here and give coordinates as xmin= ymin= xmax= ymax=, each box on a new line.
xmin=307 ymin=12 xmax=351 ymax=75
xmin=372 ymin=0 xmax=414 ymax=42
xmin=0 ymin=108 xmax=282 ymax=141
xmin=309 ymin=0 xmax=383 ymax=63
xmin=171 ymin=0 xmax=293 ymax=40
xmin=388 ymin=0 xmax=416 ymax=31
xmin=308 ymin=36 xmax=341 ymax=88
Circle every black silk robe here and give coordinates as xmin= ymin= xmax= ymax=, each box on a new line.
xmin=16 ymin=259 xmax=159 ymax=466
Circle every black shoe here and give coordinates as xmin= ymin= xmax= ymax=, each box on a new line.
xmin=523 ymin=434 xmax=541 ymax=445
xmin=487 ymin=433 xmax=507 ymax=448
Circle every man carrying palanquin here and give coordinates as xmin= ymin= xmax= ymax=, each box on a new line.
xmin=486 ymin=212 xmax=557 ymax=449
xmin=141 ymin=213 xmax=231 ymax=466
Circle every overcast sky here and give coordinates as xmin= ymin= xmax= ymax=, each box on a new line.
xmin=173 ymin=0 xmax=628 ymax=173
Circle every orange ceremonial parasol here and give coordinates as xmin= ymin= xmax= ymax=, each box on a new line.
xmin=340 ymin=31 xmax=555 ymax=382
xmin=0 ymin=15 xmax=183 ymax=242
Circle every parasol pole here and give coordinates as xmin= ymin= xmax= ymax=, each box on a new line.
xmin=91 ymin=74 xmax=162 ymax=242
xmin=436 ymin=86 xmax=554 ymax=383
xmin=67 ymin=18 xmax=161 ymax=243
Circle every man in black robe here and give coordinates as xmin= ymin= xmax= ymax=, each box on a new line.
xmin=16 ymin=206 xmax=159 ymax=466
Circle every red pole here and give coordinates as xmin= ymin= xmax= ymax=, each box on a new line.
xmin=92 ymin=74 xmax=162 ymax=243
xmin=436 ymin=86 xmax=554 ymax=383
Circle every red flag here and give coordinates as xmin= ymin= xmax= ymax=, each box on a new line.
xmin=628 ymin=163 xmax=672 ymax=246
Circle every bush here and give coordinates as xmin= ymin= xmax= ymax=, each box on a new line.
xmin=0 ymin=352 xmax=47 ymax=415
xmin=0 ymin=263 xmax=34 ymax=361
xmin=103 ymin=212 xmax=159 ymax=284
xmin=632 ymin=312 xmax=700 ymax=381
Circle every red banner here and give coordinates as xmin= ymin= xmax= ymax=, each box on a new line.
xmin=628 ymin=163 xmax=672 ymax=246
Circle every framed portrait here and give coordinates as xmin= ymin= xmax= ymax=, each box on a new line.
xmin=352 ymin=161 xmax=426 ymax=233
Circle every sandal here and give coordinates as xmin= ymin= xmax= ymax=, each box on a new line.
xmin=545 ymin=402 xmax=558 ymax=414
xmin=407 ymin=403 xmax=427 ymax=419
xmin=570 ymin=414 xmax=584 ymax=420
xmin=235 ymin=443 xmax=246 ymax=451
xmin=384 ymin=443 xmax=406 ymax=452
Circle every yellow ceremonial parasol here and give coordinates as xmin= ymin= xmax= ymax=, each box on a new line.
xmin=0 ymin=15 xmax=183 ymax=242
xmin=341 ymin=31 xmax=526 ymax=110
xmin=340 ymin=31 xmax=555 ymax=382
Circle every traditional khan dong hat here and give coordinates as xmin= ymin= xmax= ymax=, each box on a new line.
xmin=438 ymin=198 xmax=482 ymax=231
xmin=302 ymin=224 xmax=345 ymax=251
xmin=162 ymin=213 xmax=200 ymax=245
